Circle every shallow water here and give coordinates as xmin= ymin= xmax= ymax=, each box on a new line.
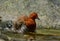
xmin=0 ymin=34 xmax=60 ymax=41
xmin=36 ymin=35 xmax=60 ymax=41
xmin=0 ymin=30 xmax=60 ymax=41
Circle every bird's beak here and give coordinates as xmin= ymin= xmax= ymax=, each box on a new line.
xmin=37 ymin=17 xmax=40 ymax=20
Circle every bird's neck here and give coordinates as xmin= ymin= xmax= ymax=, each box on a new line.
xmin=29 ymin=17 xmax=35 ymax=21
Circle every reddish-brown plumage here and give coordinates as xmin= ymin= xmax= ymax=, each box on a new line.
xmin=29 ymin=12 xmax=38 ymax=20
xmin=14 ymin=12 xmax=39 ymax=33
xmin=25 ymin=12 xmax=39 ymax=32
xmin=25 ymin=18 xmax=36 ymax=32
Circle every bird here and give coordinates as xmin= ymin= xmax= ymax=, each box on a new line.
xmin=14 ymin=12 xmax=40 ymax=33
xmin=13 ymin=12 xmax=40 ymax=40
xmin=24 ymin=12 xmax=40 ymax=33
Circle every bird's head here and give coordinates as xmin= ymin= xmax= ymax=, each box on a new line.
xmin=29 ymin=12 xmax=40 ymax=20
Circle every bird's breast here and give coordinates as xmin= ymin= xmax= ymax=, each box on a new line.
xmin=25 ymin=19 xmax=36 ymax=32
